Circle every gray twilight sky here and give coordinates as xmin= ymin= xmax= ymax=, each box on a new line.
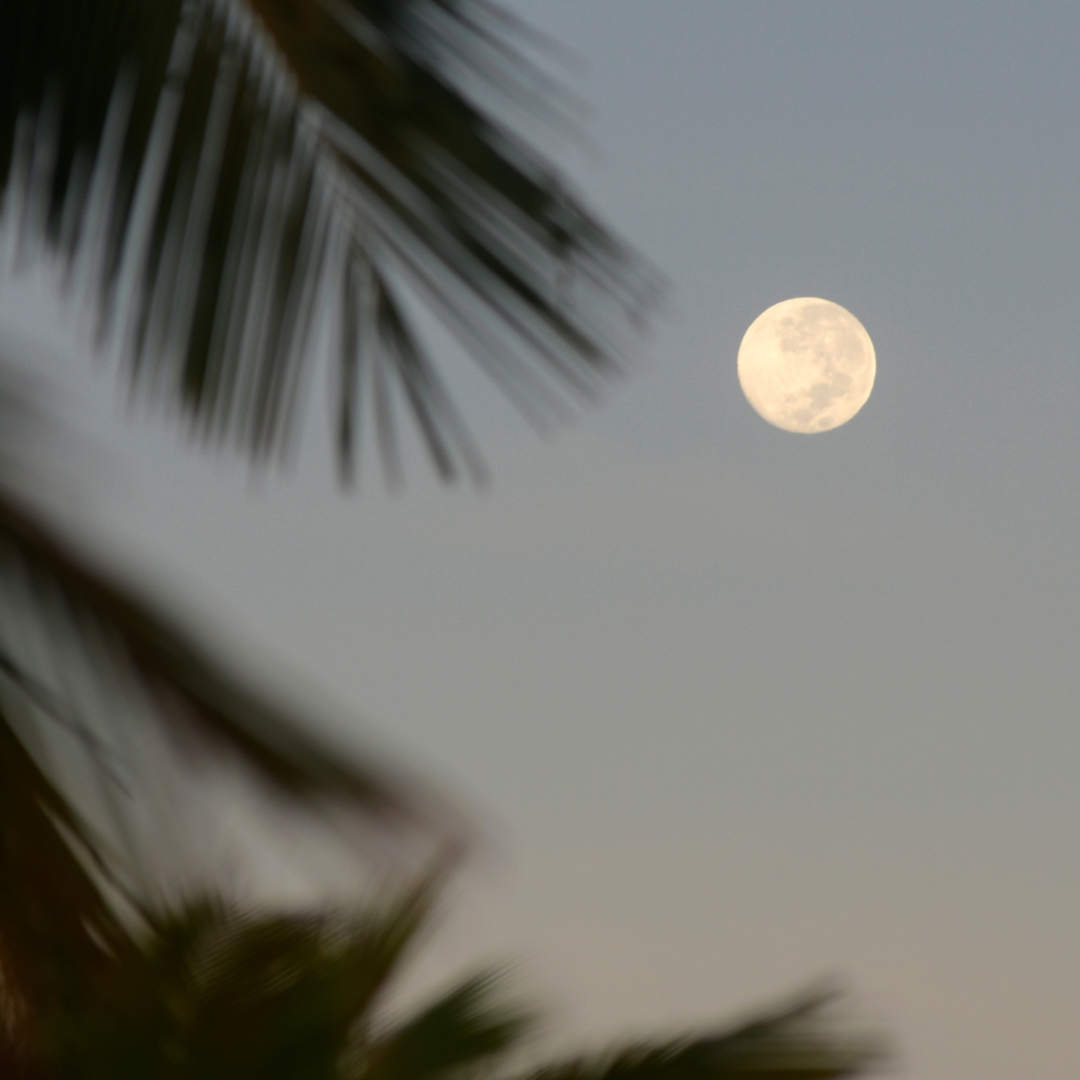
xmin=3 ymin=3 xmax=1080 ymax=1079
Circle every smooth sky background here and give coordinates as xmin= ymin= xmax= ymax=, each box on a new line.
xmin=3 ymin=3 xmax=1080 ymax=1078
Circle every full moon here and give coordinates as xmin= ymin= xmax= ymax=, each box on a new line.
xmin=737 ymin=297 xmax=875 ymax=433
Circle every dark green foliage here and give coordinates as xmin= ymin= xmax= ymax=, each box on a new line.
xmin=1 ymin=872 xmax=883 ymax=1080
xmin=0 ymin=0 xmax=662 ymax=480
xmin=42 ymin=881 xmax=441 ymax=1079
xmin=0 ymin=2 xmax=655 ymax=1052
xmin=0 ymin=410 xmax=459 ymax=1065
xmin=359 ymin=969 xmax=534 ymax=1080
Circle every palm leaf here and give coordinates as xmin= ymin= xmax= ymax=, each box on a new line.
xmin=359 ymin=968 xmax=533 ymax=1080
xmin=0 ymin=418 xmax=465 ymax=1059
xmin=0 ymin=481 xmax=449 ymax=817
xmin=516 ymin=989 xmax=883 ymax=1080
xmin=0 ymin=481 xmax=470 ymax=1064
xmin=0 ymin=0 xmax=662 ymax=481
xmin=32 ymin=871 xmax=447 ymax=1079
xmin=0 ymin=699 xmax=138 ymax=1062
xmin=4 ymin=853 xmax=885 ymax=1080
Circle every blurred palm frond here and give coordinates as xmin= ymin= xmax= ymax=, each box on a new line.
xmin=2 ymin=866 xmax=885 ymax=1080
xmin=0 ymin=0 xmax=663 ymax=482
xmin=7 ymin=871 xmax=445 ymax=1078
xmin=358 ymin=967 xmax=534 ymax=1080
xmin=0 ymin=401 xmax=464 ymax=1044
xmin=517 ymin=988 xmax=882 ymax=1080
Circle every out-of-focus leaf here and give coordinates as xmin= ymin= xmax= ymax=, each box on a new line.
xmin=359 ymin=968 xmax=533 ymax=1080
xmin=0 ymin=485 xmax=442 ymax=818
xmin=35 ymin=869 xmax=449 ymax=1079
xmin=13 ymin=885 xmax=885 ymax=1080
xmin=0 ymin=457 xmax=466 ymax=1053
xmin=0 ymin=701 xmax=137 ymax=1055
xmin=514 ymin=988 xmax=884 ymax=1080
xmin=0 ymin=0 xmax=663 ymax=481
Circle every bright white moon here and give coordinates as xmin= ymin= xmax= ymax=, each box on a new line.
xmin=737 ymin=297 xmax=875 ymax=433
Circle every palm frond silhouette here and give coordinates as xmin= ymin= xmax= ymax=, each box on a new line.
xmin=2 ymin=867 xmax=882 ymax=1080
xmin=0 ymin=0 xmax=655 ymax=937
xmin=2 ymin=0 xmax=661 ymax=479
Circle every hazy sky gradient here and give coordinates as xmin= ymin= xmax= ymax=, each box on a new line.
xmin=4 ymin=4 xmax=1080 ymax=1078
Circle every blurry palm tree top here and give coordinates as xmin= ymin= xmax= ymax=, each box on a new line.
xmin=0 ymin=0 xmax=662 ymax=482
xmin=3 ymin=869 xmax=883 ymax=1080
